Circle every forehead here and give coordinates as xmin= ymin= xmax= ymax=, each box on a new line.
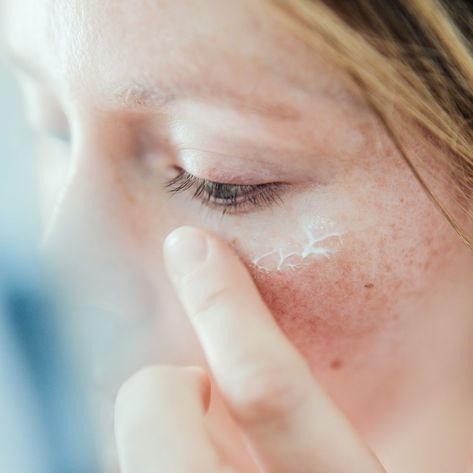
xmin=1 ymin=0 xmax=350 ymax=110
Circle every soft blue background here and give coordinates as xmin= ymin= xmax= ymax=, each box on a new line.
xmin=0 ymin=59 xmax=49 ymax=473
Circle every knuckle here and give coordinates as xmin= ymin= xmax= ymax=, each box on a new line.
xmin=116 ymin=366 xmax=161 ymax=408
xmin=114 ymin=365 xmax=177 ymax=432
xmin=225 ymin=361 xmax=309 ymax=427
xmin=115 ymin=366 xmax=158 ymax=431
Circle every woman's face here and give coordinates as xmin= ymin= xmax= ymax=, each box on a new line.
xmin=3 ymin=0 xmax=473 ymax=434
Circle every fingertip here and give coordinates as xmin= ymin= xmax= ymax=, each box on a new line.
xmin=163 ymin=226 xmax=209 ymax=281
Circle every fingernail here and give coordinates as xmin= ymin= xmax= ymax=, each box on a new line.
xmin=163 ymin=226 xmax=208 ymax=280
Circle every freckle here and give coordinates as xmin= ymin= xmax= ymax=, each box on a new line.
xmin=364 ymin=283 xmax=374 ymax=289
xmin=330 ymin=359 xmax=343 ymax=370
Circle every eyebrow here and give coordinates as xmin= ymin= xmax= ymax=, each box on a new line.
xmin=113 ymin=83 xmax=302 ymax=122
xmin=6 ymin=48 xmax=302 ymax=122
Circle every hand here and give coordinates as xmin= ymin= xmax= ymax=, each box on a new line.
xmin=113 ymin=226 xmax=471 ymax=473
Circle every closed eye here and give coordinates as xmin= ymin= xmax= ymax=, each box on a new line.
xmin=165 ymin=168 xmax=286 ymax=215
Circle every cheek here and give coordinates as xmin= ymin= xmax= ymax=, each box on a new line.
xmin=230 ymin=176 xmax=461 ymax=375
xmin=249 ymin=239 xmax=420 ymax=364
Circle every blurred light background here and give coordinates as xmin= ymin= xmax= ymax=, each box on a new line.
xmin=0 ymin=54 xmax=43 ymax=473
xmin=0 ymin=57 xmax=99 ymax=473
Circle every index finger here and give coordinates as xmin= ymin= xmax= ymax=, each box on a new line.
xmin=164 ymin=226 xmax=386 ymax=473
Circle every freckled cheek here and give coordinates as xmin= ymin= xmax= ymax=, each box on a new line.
xmin=237 ymin=215 xmax=455 ymax=369
xmin=217 ymin=210 xmax=390 ymax=349
xmin=247 ymin=246 xmax=396 ymax=352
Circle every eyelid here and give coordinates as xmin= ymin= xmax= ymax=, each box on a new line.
xmin=176 ymin=146 xmax=288 ymax=185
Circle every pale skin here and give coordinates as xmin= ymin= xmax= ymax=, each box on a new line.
xmin=2 ymin=0 xmax=473 ymax=471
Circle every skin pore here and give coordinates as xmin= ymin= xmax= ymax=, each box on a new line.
xmin=2 ymin=0 xmax=473 ymax=471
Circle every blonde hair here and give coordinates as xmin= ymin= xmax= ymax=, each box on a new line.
xmin=268 ymin=0 xmax=473 ymax=248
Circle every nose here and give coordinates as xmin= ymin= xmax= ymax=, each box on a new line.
xmin=41 ymin=121 xmax=159 ymax=392
xmin=42 ymin=120 xmax=152 ymax=310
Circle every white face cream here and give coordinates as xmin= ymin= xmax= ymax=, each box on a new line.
xmin=250 ymin=216 xmax=343 ymax=272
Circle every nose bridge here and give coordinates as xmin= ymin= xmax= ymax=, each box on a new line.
xmin=41 ymin=130 xmax=161 ymax=395
xmin=42 ymin=125 xmax=127 ymax=261
xmin=41 ymin=121 xmax=156 ymax=316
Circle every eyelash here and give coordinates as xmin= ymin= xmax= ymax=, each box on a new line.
xmin=165 ymin=169 xmax=284 ymax=215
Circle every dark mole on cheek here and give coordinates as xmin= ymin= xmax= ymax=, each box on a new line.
xmin=364 ymin=283 xmax=375 ymax=289
xmin=330 ymin=359 xmax=343 ymax=370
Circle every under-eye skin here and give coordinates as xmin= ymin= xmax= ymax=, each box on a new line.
xmin=165 ymin=168 xmax=286 ymax=215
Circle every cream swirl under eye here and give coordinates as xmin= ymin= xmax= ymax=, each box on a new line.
xmin=250 ymin=216 xmax=343 ymax=272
